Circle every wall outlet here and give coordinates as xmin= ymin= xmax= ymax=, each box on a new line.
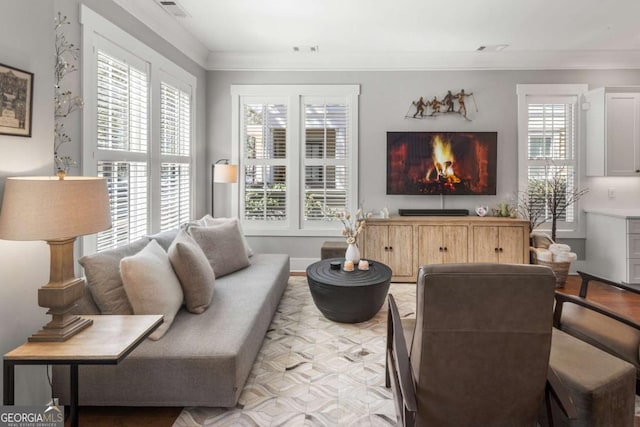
xmin=608 ymin=188 xmax=616 ymax=199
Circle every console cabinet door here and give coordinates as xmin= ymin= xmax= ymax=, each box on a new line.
xmin=363 ymin=224 xmax=389 ymax=265
xmin=497 ymin=226 xmax=525 ymax=263
xmin=473 ymin=226 xmax=524 ymax=263
xmin=418 ymin=225 xmax=468 ymax=265
xmin=388 ymin=225 xmax=413 ymax=277
xmin=363 ymin=224 xmax=413 ymax=279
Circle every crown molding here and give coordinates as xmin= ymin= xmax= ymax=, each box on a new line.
xmin=206 ymin=49 xmax=640 ymax=71
xmin=112 ymin=0 xmax=209 ymax=68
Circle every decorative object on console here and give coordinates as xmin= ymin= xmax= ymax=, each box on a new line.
xmin=492 ymin=201 xmax=516 ymax=218
xmin=211 ymin=159 xmax=238 ymax=216
xmin=0 ymin=176 xmax=111 ymax=341
xmin=0 ymin=62 xmax=33 ymax=137
xmin=406 ymin=89 xmax=477 ymax=120
xmin=387 ymin=132 xmax=497 ymax=195
xmin=475 ymin=206 xmax=488 ymax=217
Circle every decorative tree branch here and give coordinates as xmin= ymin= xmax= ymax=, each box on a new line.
xmin=54 ymin=12 xmax=83 ymax=173
xmin=519 ymin=164 xmax=588 ymax=241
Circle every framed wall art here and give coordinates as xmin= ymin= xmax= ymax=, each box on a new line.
xmin=0 ymin=63 xmax=33 ymax=137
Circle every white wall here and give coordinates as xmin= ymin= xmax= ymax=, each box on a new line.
xmin=208 ymin=69 xmax=640 ymax=267
xmin=0 ymin=0 xmax=56 ymax=405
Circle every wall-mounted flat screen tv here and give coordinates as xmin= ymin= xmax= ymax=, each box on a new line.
xmin=387 ymin=131 xmax=497 ymax=195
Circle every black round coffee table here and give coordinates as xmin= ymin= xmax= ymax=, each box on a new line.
xmin=306 ymin=258 xmax=392 ymax=323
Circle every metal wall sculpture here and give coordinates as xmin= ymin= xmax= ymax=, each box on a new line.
xmin=406 ymin=89 xmax=477 ymax=121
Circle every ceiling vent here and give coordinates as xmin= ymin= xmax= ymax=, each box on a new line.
xmin=156 ymin=0 xmax=189 ymax=18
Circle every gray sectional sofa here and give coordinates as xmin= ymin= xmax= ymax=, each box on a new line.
xmin=52 ymin=227 xmax=290 ymax=407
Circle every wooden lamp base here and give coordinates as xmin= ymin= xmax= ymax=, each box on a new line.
xmin=29 ymin=238 xmax=93 ymax=342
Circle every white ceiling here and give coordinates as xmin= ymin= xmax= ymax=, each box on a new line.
xmin=116 ymin=0 xmax=640 ymax=70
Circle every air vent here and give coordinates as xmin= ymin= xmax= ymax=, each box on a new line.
xmin=156 ymin=0 xmax=189 ymax=18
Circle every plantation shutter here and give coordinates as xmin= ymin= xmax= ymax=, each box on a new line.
xmin=97 ymin=161 xmax=148 ymax=250
xmin=95 ymin=50 xmax=149 ymax=252
xmin=303 ymin=101 xmax=350 ymax=221
xmin=242 ymin=103 xmax=288 ymax=222
xmin=526 ymin=97 xmax=577 ymax=223
xmin=160 ymin=82 xmax=191 ymax=230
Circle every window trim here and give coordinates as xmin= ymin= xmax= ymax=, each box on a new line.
xmin=516 ymin=84 xmax=587 ymax=238
xmin=231 ymin=85 xmax=360 ymax=237
xmin=80 ymin=5 xmax=197 ymax=253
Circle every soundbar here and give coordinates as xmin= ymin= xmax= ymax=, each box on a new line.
xmin=398 ymin=209 xmax=469 ymax=216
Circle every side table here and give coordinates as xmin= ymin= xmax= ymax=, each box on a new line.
xmin=3 ymin=315 xmax=163 ymax=427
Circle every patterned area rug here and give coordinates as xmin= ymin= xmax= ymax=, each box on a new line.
xmin=173 ymin=277 xmax=416 ymax=426
xmin=174 ymin=277 xmax=640 ymax=426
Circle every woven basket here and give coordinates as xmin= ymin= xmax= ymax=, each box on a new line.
xmin=530 ymin=248 xmax=570 ymax=288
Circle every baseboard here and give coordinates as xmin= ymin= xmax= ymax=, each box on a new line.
xmin=291 ymin=257 xmax=319 ymax=273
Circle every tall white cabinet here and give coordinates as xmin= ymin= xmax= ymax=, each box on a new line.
xmin=585 ymin=87 xmax=640 ymax=176
xmin=586 ymin=209 xmax=640 ymax=284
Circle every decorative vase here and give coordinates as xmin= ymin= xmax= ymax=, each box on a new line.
xmin=345 ymin=242 xmax=361 ymax=264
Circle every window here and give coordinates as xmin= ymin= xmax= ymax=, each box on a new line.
xmin=81 ymin=6 xmax=196 ymax=253
xmin=517 ymin=84 xmax=587 ymax=237
xmin=231 ymin=85 xmax=359 ymax=236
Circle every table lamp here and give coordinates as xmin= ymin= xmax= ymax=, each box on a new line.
xmin=211 ymin=159 xmax=238 ymax=216
xmin=0 ymin=176 xmax=111 ymax=342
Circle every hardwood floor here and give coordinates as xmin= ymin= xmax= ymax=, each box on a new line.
xmin=558 ymin=273 xmax=640 ymax=322
xmin=69 ymin=273 xmax=640 ymax=426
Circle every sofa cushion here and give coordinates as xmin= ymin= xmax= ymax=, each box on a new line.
xmin=120 ymin=240 xmax=184 ymax=340
xmin=79 ymin=237 xmax=149 ymax=314
xmin=189 ymin=220 xmax=250 ymax=278
xmin=168 ymin=229 xmax=215 ymax=314
xmin=195 ymin=215 xmax=253 ymax=257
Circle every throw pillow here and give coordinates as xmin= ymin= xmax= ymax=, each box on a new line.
xmin=147 ymin=228 xmax=180 ymax=252
xmin=168 ymin=229 xmax=215 ymax=314
xmin=120 ymin=240 xmax=184 ymax=340
xmin=200 ymin=215 xmax=254 ymax=257
xmin=79 ymin=237 xmax=149 ymax=314
xmin=188 ymin=220 xmax=251 ymax=278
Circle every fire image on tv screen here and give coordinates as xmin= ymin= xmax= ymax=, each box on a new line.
xmin=387 ymin=131 xmax=497 ymax=195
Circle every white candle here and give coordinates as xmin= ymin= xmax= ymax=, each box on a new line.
xmin=344 ymin=260 xmax=354 ymax=271
xmin=358 ymin=260 xmax=369 ymax=270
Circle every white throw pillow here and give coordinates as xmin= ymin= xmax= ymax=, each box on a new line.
xmin=168 ymin=229 xmax=215 ymax=314
xmin=120 ymin=240 xmax=184 ymax=340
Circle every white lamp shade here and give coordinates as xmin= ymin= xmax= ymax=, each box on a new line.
xmin=0 ymin=176 xmax=112 ymax=241
xmin=214 ymin=164 xmax=238 ymax=183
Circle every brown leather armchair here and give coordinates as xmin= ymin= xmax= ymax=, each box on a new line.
xmin=386 ymin=263 xmax=575 ymax=426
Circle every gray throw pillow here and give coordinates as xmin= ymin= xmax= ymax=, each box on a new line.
xmin=188 ymin=220 xmax=251 ymax=278
xmin=79 ymin=237 xmax=149 ymax=314
xmin=200 ymin=215 xmax=254 ymax=257
xmin=168 ymin=229 xmax=215 ymax=314
xmin=120 ymin=240 xmax=184 ymax=340
xmin=148 ymin=228 xmax=180 ymax=251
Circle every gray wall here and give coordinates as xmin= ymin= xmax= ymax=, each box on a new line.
xmin=208 ymin=69 xmax=640 ymax=266
xmin=0 ymin=0 xmax=207 ymax=403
